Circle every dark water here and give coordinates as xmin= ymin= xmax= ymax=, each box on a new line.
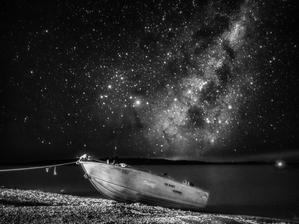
xmin=1 ymin=164 xmax=299 ymax=220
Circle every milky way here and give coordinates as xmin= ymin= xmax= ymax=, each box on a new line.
xmin=1 ymin=0 xmax=298 ymax=160
xmin=96 ymin=0 xmax=260 ymax=156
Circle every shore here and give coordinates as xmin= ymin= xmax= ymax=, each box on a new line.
xmin=0 ymin=188 xmax=290 ymax=223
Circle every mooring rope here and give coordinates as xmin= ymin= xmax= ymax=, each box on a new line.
xmin=0 ymin=161 xmax=77 ymax=172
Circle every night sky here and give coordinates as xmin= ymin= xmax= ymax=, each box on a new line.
xmin=1 ymin=0 xmax=298 ymax=162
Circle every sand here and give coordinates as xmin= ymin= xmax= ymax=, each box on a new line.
xmin=0 ymin=188 xmax=291 ymax=223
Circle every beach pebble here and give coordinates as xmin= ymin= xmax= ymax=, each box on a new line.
xmin=0 ymin=188 xmax=288 ymax=224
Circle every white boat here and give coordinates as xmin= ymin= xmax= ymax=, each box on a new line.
xmin=77 ymin=154 xmax=209 ymax=210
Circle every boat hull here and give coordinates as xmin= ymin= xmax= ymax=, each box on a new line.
xmin=79 ymin=161 xmax=209 ymax=210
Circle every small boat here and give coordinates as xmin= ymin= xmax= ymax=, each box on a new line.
xmin=77 ymin=154 xmax=209 ymax=210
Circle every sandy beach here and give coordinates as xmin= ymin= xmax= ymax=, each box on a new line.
xmin=0 ymin=188 xmax=291 ymax=224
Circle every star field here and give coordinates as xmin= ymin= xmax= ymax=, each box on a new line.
xmin=1 ymin=0 xmax=298 ymax=160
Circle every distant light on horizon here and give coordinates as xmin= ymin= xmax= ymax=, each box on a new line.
xmin=275 ymin=160 xmax=286 ymax=169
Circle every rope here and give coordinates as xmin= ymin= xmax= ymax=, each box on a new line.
xmin=0 ymin=161 xmax=77 ymax=172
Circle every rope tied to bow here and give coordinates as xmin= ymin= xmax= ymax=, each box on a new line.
xmin=0 ymin=161 xmax=77 ymax=174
